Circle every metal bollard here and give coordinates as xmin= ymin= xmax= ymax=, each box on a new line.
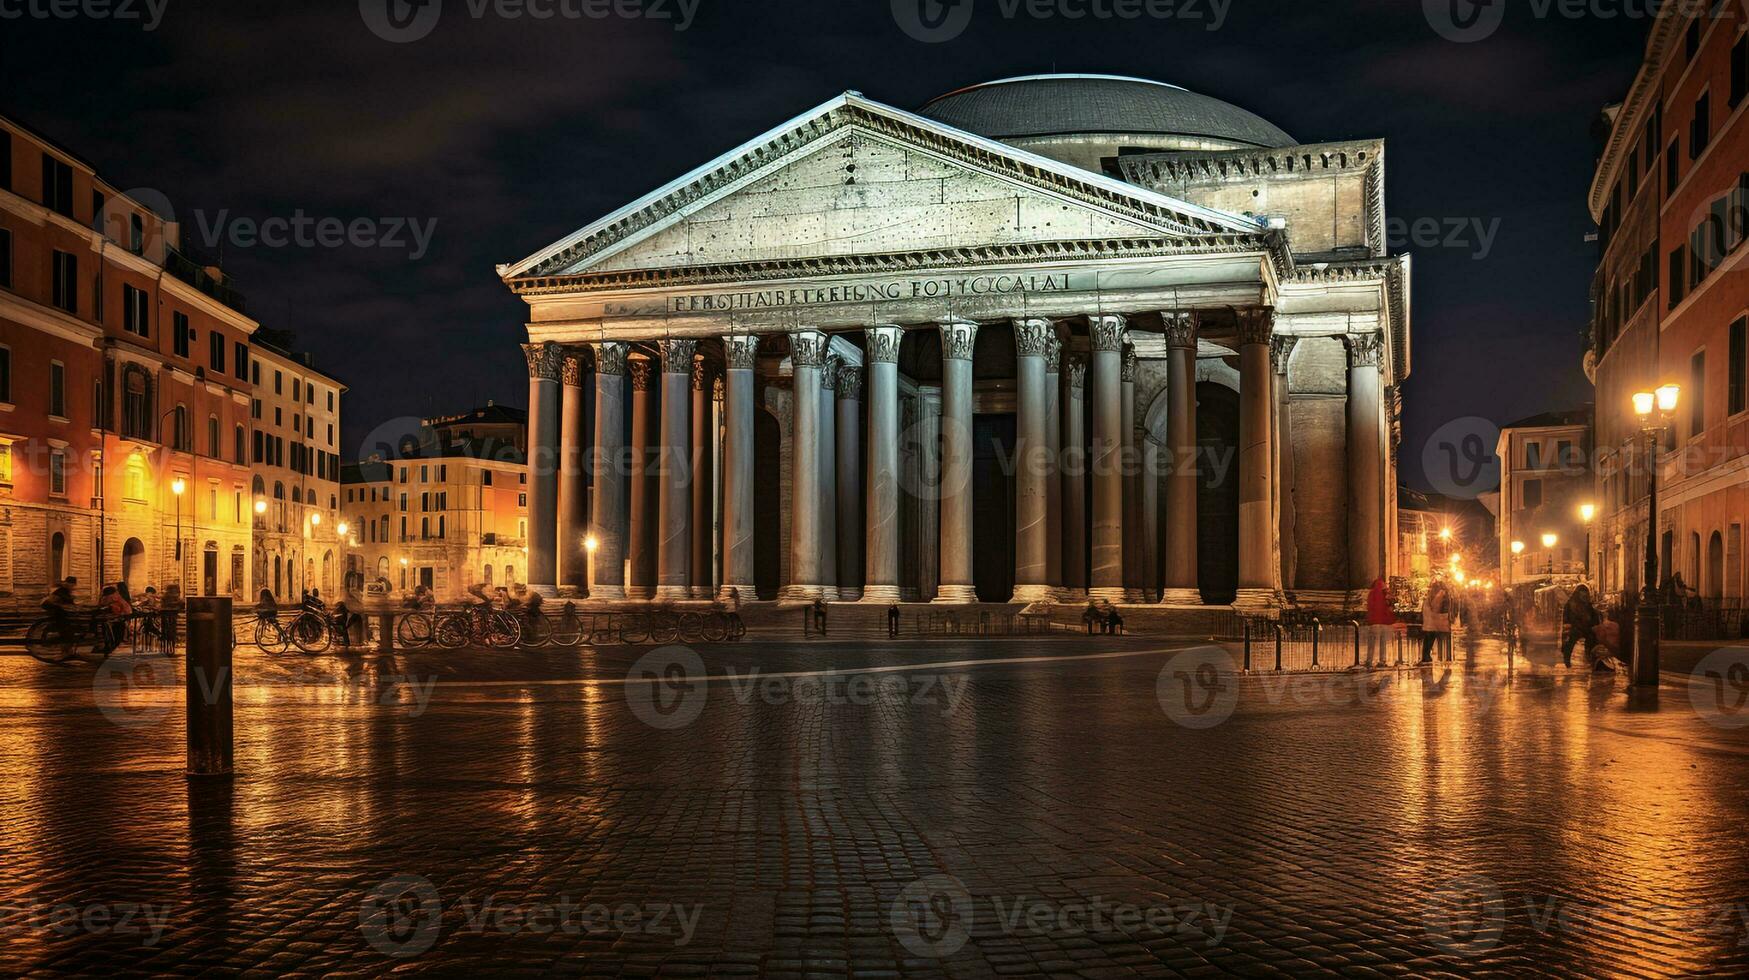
xmin=1352 ymin=623 xmax=1361 ymax=667
xmin=376 ymin=609 xmax=395 ymax=653
xmin=1273 ymin=624 xmax=1283 ymax=671
xmin=1242 ymin=619 xmax=1252 ymax=672
xmin=1311 ymin=619 xmax=1321 ymax=668
xmin=185 ymin=597 xmax=233 ymax=778
xmin=1633 ymin=604 xmax=1661 ymax=688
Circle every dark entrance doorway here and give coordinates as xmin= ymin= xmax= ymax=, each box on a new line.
xmin=753 ymin=406 xmax=782 ymax=601
xmin=1196 ymin=382 xmax=1240 ymax=605
xmin=972 ymin=413 xmax=1017 ymax=602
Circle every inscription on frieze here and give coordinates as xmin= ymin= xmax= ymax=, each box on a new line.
xmin=668 ymin=273 xmax=1073 ymax=314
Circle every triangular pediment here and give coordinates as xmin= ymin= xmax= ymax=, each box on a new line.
xmin=502 ymin=93 xmax=1267 ymax=281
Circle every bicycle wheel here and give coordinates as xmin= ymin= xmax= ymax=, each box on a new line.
xmin=25 ymin=620 xmax=80 ymax=665
xmin=434 ymin=613 xmax=470 ymax=650
xmin=700 ymin=612 xmax=728 ymax=643
xmin=488 ymin=611 xmax=523 ymax=649
xmin=396 ymin=612 xmax=433 ymax=649
xmin=255 ymin=617 xmax=290 ymax=655
xmin=648 ymin=612 xmax=680 ymax=645
xmin=618 ymin=614 xmax=649 ymax=645
xmin=550 ymin=613 xmax=583 ymax=648
xmin=678 ymin=612 xmax=703 ymax=641
xmin=520 ymin=614 xmax=553 ymax=648
xmin=291 ymin=612 xmax=332 ymax=655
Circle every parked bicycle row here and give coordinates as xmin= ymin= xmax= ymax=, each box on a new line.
xmin=237 ymin=605 xmax=747 ymax=654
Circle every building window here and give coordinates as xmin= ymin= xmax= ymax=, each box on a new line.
xmin=235 ymin=424 xmax=246 ymax=463
xmin=51 ymin=250 xmax=77 ymax=313
xmin=1732 ymin=317 xmax=1747 ymax=416
xmin=1524 ymin=441 xmax=1541 ymax=469
xmin=0 ymin=346 xmax=9 ymax=404
xmin=172 ymin=403 xmax=190 ymax=452
xmin=48 ymin=361 xmax=65 ymax=418
xmin=0 ymin=227 xmax=11 ymax=289
xmin=1734 ymin=34 xmax=1748 ymax=108
xmin=234 ymin=342 xmax=248 ymax=380
xmin=123 ymin=285 xmax=151 ymax=337
xmin=120 ymin=364 xmax=152 ymax=439
xmin=0 ymin=442 xmax=11 ymax=484
xmin=1522 ymin=479 xmax=1542 ymax=509
xmin=327 ymin=391 xmax=334 ymax=411
xmin=1670 ymin=246 xmax=1687 ymax=307
xmin=1692 ymin=350 xmax=1707 ymax=437
xmin=274 ymin=370 xmax=282 ymax=394
xmin=1667 ymin=139 xmax=1681 ymax=194
xmin=518 ymin=493 xmax=527 ymax=507
xmin=1691 ymin=91 xmax=1711 ymax=161
xmin=207 ymin=415 xmax=220 ymax=457
xmin=92 ymin=378 xmax=104 ymax=428
xmin=209 ymin=330 xmax=225 ymax=373
xmin=48 ymin=451 xmax=66 ymax=496
xmin=41 ymin=154 xmax=74 ymax=218
xmin=1686 ymin=17 xmax=1701 ymax=60
xmin=0 ymin=130 xmax=10 ymax=190
xmin=482 ymin=471 xmax=493 ymax=487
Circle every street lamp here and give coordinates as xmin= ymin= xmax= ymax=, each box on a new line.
xmin=1631 ymin=383 xmax=1681 ymax=688
xmin=1578 ymin=502 xmax=1596 ymax=584
xmin=171 ymin=477 xmax=186 ymax=567
xmin=1509 ymin=539 xmax=1525 ymax=584
xmin=1541 ymin=532 xmax=1558 ymax=577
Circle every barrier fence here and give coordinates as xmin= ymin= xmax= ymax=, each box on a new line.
xmin=1234 ymin=617 xmax=1435 ymax=672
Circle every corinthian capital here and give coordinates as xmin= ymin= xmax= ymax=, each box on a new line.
xmin=1162 ymin=310 xmax=1198 ymax=350
xmin=865 ymin=324 xmax=903 ymax=363
xmin=629 ymin=358 xmax=653 ymax=392
xmin=1347 ymin=331 xmax=1384 ymax=368
xmin=659 ymin=338 xmax=698 ymax=374
xmin=1013 ymin=318 xmax=1054 ymax=358
xmin=1232 ymin=307 xmax=1275 ymax=347
xmin=938 ymin=319 xmax=978 ymax=361
xmin=1121 ymin=344 xmax=1138 ymax=383
xmin=821 ymin=355 xmax=840 ymax=391
xmin=1089 ymin=314 xmax=1127 ymax=352
xmin=1270 ymin=335 xmax=1299 ymax=375
xmin=522 ymin=342 xmax=563 ymax=382
xmin=691 ymin=358 xmax=713 ymax=392
xmin=593 ymin=341 xmax=629 ymax=377
xmin=723 ymin=334 xmax=761 ymax=370
xmin=1044 ymin=333 xmax=1062 ymax=373
xmin=561 ymin=348 xmax=590 ymax=387
xmin=837 ymin=364 xmax=864 ymax=400
xmin=790 ymin=329 xmax=828 ymax=368
xmin=1065 ymin=354 xmax=1088 ymax=390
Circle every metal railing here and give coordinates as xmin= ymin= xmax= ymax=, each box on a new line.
xmin=1236 ymin=617 xmax=1434 ymax=671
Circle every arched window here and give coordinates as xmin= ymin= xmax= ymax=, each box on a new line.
xmin=171 ymin=403 xmax=190 ymax=452
xmin=273 ymin=481 xmax=285 ymax=499
xmin=207 ymin=415 xmax=220 ymax=457
xmin=49 ymin=532 xmax=67 ymax=584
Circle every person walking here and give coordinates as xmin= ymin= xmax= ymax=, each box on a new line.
xmin=1561 ymin=583 xmax=1601 ymax=668
xmin=811 ymin=598 xmax=828 ymax=635
xmin=1420 ymin=583 xmax=1449 ymax=664
xmin=1364 ymin=576 xmax=1396 ymax=667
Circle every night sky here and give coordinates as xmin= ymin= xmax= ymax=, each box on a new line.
xmin=0 ymin=0 xmax=1645 ymax=489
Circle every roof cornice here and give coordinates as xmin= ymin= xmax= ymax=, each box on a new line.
xmin=1588 ymin=13 xmax=1684 ymax=219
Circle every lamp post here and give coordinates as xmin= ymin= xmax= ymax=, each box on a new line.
xmin=171 ymin=477 xmax=186 ymax=588
xmin=1510 ymin=539 xmax=1525 ymax=584
xmin=584 ymin=534 xmax=599 ymax=597
xmin=1578 ymin=502 xmax=1596 ymax=586
xmin=1631 ymin=383 xmax=1680 ymax=688
xmin=1541 ymin=532 xmax=1558 ymax=577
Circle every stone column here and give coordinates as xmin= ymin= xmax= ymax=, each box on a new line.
xmin=651 ymin=340 xmax=694 ymax=602
xmin=627 ymin=358 xmax=656 ymax=599
xmin=1347 ymin=331 xmax=1385 ymax=594
xmin=1234 ymin=307 xmax=1278 ymax=612
xmin=557 ymin=348 xmax=590 ymax=597
xmin=1161 ymin=311 xmax=1201 ymax=606
xmin=1088 ymin=315 xmax=1127 ymax=603
xmin=862 ymin=325 xmax=904 ymax=604
xmin=689 ymin=358 xmax=715 ymax=599
xmin=1044 ymin=334 xmax=1064 ymax=600
xmin=781 ymin=329 xmax=827 ymax=602
xmin=1273 ymin=336 xmax=1299 ymax=593
xmin=1013 ymin=317 xmax=1054 ymax=604
xmin=522 ymin=342 xmax=563 ymax=596
xmin=589 ymin=342 xmax=629 ymax=600
xmin=915 ymin=388 xmax=942 ymax=602
xmin=819 ymin=356 xmax=840 ymax=601
xmin=1141 ymin=436 xmax=1160 ymax=601
xmin=719 ymin=335 xmax=759 ymax=602
xmin=836 ymin=361 xmax=864 ymax=601
xmin=1121 ymin=343 xmax=1142 ymax=603
xmin=1062 ymin=354 xmax=1088 ymax=599
xmin=934 ymin=319 xmax=979 ymax=604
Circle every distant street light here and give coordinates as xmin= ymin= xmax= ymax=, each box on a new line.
xmin=1541 ymin=532 xmax=1558 ymax=577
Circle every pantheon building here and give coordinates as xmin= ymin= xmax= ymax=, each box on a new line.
xmin=500 ymin=75 xmax=1411 ymax=611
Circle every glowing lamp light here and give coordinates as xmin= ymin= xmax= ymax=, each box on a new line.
xmin=337 ymin=521 xmax=350 ymax=536
xmin=399 ymin=558 xmax=408 ymax=567
xmin=1438 ymin=527 xmax=1452 ymax=542
xmin=310 ymin=512 xmax=321 ymax=526
xmin=1656 ymin=384 xmax=1681 ymax=413
xmin=1454 ymin=570 xmax=1467 ymax=584
xmin=171 ymin=477 xmax=186 ymax=495
xmin=1541 ymin=532 xmax=1558 ymax=549
xmin=1632 ymin=391 xmax=1655 ymax=417
xmin=1511 ymin=540 xmax=1525 ymax=555
xmin=254 ymin=498 xmax=268 ymax=515
xmin=1579 ymin=503 xmax=1596 ymax=523
xmin=584 ymin=535 xmax=599 ymax=553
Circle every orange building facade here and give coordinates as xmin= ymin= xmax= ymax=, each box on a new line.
xmin=0 ymin=114 xmax=256 ymax=604
xmin=1588 ymin=6 xmax=1749 ymax=603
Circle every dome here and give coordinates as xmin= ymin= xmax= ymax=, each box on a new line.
xmin=917 ymin=74 xmax=1295 ymax=172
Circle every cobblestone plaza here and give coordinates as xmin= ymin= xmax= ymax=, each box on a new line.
xmin=3 ymin=637 xmax=1747 ymax=976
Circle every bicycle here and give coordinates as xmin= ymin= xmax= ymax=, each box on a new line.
xmin=26 ymin=611 xmax=109 ymax=665
xmin=396 ymin=610 xmax=437 ymax=649
xmin=253 ymin=611 xmax=338 ymax=655
xmin=435 ymin=604 xmax=522 ymax=649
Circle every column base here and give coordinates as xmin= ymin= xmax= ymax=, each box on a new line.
xmin=654 ymin=586 xmax=691 ymax=602
xmin=860 ymin=584 xmax=904 ymax=604
xmin=1159 ymin=587 xmax=1204 ymax=607
xmin=687 ymin=586 xmax=712 ymax=600
xmin=1012 ymin=584 xmax=1057 ymax=604
xmin=589 ymin=584 xmax=627 ymax=601
xmin=556 ymin=586 xmax=582 ymax=599
xmin=820 ymin=586 xmax=840 ymax=602
xmin=1123 ymin=588 xmax=1149 ymax=604
xmin=933 ymin=584 xmax=979 ymax=604
xmin=779 ymin=584 xmax=824 ymax=603
xmin=716 ymin=583 xmax=753 ymax=604
xmin=1089 ymin=587 xmax=1127 ymax=604
xmin=1233 ymin=588 xmax=1280 ymax=614
xmin=836 ymin=587 xmax=864 ymax=602
xmin=531 ymin=584 xmax=559 ymax=598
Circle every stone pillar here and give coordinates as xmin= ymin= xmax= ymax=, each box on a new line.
xmin=836 ymin=361 xmax=864 ymax=601
xmin=781 ymin=329 xmax=827 ymax=602
xmin=1121 ymin=343 xmax=1142 ymax=603
xmin=1347 ymin=331 xmax=1385 ymax=594
xmin=1234 ymin=307 xmax=1278 ymax=611
xmin=1141 ymin=436 xmax=1160 ymax=601
xmin=522 ymin=342 xmax=562 ymax=596
xmin=819 ymin=356 xmax=840 ymax=601
xmin=1088 ymin=315 xmax=1127 ymax=603
xmin=1161 ymin=311 xmax=1201 ymax=606
xmin=627 ymin=358 xmax=656 ymax=599
xmin=1044 ymin=334 xmax=1064 ymax=600
xmin=557 ymin=348 xmax=590 ymax=597
xmin=689 ymin=359 xmax=715 ymax=599
xmin=915 ymin=388 xmax=942 ymax=602
xmin=589 ymin=342 xmax=629 ymax=600
xmin=1273 ymin=336 xmax=1299 ymax=593
xmin=934 ymin=319 xmax=979 ymax=604
xmin=862 ymin=325 xmax=904 ymax=604
xmin=719 ymin=335 xmax=759 ymax=602
xmin=651 ymin=340 xmax=693 ymax=602
xmin=1062 ymin=355 xmax=1088 ymax=599
xmin=1013 ymin=318 xmax=1054 ymax=604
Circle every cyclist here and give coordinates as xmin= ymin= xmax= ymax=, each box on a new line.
xmin=40 ymin=577 xmax=77 ymax=627
xmin=331 ymin=600 xmax=361 ymax=647
xmin=98 ymin=584 xmax=132 ymax=654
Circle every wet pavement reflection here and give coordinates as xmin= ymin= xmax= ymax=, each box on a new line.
xmin=1 ymin=634 xmax=1747 ymax=976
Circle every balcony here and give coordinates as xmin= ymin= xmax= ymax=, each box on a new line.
xmin=164 ymin=246 xmax=247 ymax=315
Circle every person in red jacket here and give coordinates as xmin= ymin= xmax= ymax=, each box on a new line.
xmin=1364 ymin=576 xmax=1397 ymax=668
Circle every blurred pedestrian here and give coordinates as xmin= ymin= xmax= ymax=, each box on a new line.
xmin=1364 ymin=576 xmax=1396 ymax=667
